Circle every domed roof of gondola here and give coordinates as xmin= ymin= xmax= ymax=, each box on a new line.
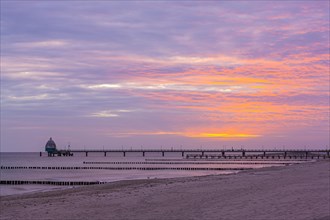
xmin=45 ymin=137 xmax=56 ymax=148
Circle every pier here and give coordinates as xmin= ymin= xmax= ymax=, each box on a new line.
xmin=41 ymin=148 xmax=330 ymax=159
xmin=41 ymin=138 xmax=330 ymax=158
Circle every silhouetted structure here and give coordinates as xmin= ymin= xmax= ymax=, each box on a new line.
xmin=45 ymin=137 xmax=57 ymax=154
xmin=44 ymin=137 xmax=72 ymax=157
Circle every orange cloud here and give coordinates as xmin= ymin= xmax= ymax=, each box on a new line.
xmin=106 ymin=130 xmax=261 ymax=139
xmin=186 ymin=133 xmax=261 ymax=138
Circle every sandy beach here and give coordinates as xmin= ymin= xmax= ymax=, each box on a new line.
xmin=1 ymin=161 xmax=329 ymax=220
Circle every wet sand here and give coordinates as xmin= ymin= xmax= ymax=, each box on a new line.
xmin=1 ymin=160 xmax=329 ymax=220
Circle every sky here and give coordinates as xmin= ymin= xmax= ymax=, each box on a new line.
xmin=1 ymin=1 xmax=329 ymax=152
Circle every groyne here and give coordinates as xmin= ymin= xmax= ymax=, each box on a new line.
xmin=0 ymin=166 xmax=253 ymax=171
xmin=0 ymin=180 xmax=105 ymax=185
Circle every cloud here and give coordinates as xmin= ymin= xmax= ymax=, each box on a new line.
xmin=89 ymin=109 xmax=134 ymax=118
xmin=1 ymin=1 xmax=329 ymax=151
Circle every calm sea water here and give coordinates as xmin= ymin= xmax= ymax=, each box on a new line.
xmin=0 ymin=152 xmax=306 ymax=196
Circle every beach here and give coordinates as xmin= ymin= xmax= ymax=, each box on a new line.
xmin=1 ymin=160 xmax=329 ymax=220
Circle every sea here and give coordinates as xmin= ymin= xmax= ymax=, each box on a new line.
xmin=0 ymin=152 xmax=309 ymax=196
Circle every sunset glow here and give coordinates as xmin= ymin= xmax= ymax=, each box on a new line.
xmin=1 ymin=1 xmax=329 ymax=151
xmin=193 ymin=133 xmax=261 ymax=139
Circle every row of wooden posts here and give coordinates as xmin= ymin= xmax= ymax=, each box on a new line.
xmin=0 ymin=166 xmax=253 ymax=171
xmin=185 ymin=154 xmax=329 ymax=159
xmin=82 ymin=161 xmax=302 ymax=165
xmin=0 ymin=180 xmax=105 ymax=186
